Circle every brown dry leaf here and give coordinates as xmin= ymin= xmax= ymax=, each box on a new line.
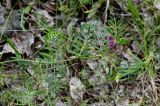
xmin=2 ymin=32 xmax=34 ymax=56
xmin=89 ymin=102 xmax=106 ymax=106
xmin=154 ymin=0 xmax=160 ymax=10
xmin=10 ymin=10 xmax=21 ymax=29
xmin=0 ymin=3 xmax=7 ymax=14
xmin=89 ymin=72 xmax=106 ymax=86
xmin=0 ymin=3 xmax=10 ymax=33
xmin=0 ymin=68 xmax=19 ymax=86
xmin=55 ymin=101 xmax=67 ymax=106
xmin=131 ymin=41 xmax=140 ymax=53
xmin=122 ymin=49 xmax=134 ymax=62
xmin=93 ymin=84 xmax=110 ymax=98
xmin=87 ymin=59 xmax=98 ymax=70
xmin=114 ymin=0 xmax=128 ymax=12
xmin=116 ymin=98 xmax=129 ymax=106
xmin=42 ymin=1 xmax=56 ymax=13
xmin=37 ymin=9 xmax=54 ymax=26
xmin=157 ymin=36 xmax=160 ymax=48
xmin=23 ymin=0 xmax=35 ymax=4
xmin=6 ymin=0 xmax=11 ymax=9
xmin=27 ymin=66 xmax=35 ymax=77
xmin=142 ymin=8 xmax=154 ymax=26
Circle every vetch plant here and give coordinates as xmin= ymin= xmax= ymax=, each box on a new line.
xmin=105 ymin=35 xmax=115 ymax=49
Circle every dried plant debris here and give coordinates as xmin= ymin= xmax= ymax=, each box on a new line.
xmin=0 ymin=0 xmax=159 ymax=105
xmin=89 ymin=72 xmax=106 ymax=86
xmin=116 ymin=98 xmax=129 ymax=106
xmin=93 ymin=84 xmax=110 ymax=98
xmin=154 ymin=0 xmax=160 ymax=10
xmin=0 ymin=8 xmax=22 ymax=34
xmin=87 ymin=59 xmax=98 ymax=71
xmin=69 ymin=77 xmax=85 ymax=103
xmin=89 ymin=101 xmax=106 ymax=106
xmin=11 ymin=86 xmax=36 ymax=105
xmin=9 ymin=10 xmax=21 ymax=29
xmin=0 ymin=68 xmax=19 ymax=86
xmin=55 ymin=101 xmax=67 ymax=106
xmin=2 ymin=32 xmax=34 ymax=56
xmin=36 ymin=9 xmax=54 ymax=26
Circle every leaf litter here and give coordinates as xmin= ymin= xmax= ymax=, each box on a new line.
xmin=0 ymin=0 xmax=160 ymax=106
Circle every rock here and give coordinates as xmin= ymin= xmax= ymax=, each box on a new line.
xmin=69 ymin=77 xmax=85 ymax=103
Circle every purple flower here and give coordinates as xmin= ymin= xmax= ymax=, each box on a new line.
xmin=108 ymin=36 xmax=114 ymax=41
xmin=105 ymin=35 xmax=115 ymax=48
xmin=109 ymin=42 xmax=115 ymax=48
xmin=136 ymin=0 xmax=142 ymax=4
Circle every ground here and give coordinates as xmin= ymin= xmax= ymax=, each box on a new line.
xmin=0 ymin=0 xmax=160 ymax=106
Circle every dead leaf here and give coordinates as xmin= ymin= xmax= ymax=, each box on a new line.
xmin=55 ymin=101 xmax=67 ymax=106
xmin=37 ymin=9 xmax=54 ymax=26
xmin=116 ymin=98 xmax=129 ymax=106
xmin=93 ymin=84 xmax=109 ymax=97
xmin=6 ymin=0 xmax=11 ymax=9
xmin=131 ymin=41 xmax=140 ymax=53
xmin=69 ymin=77 xmax=85 ymax=103
xmin=10 ymin=10 xmax=21 ymax=29
xmin=154 ymin=0 xmax=160 ymax=10
xmin=42 ymin=1 xmax=56 ymax=13
xmin=3 ymin=32 xmax=34 ymax=56
xmin=122 ymin=49 xmax=134 ymax=62
xmin=157 ymin=36 xmax=160 ymax=48
xmin=87 ymin=59 xmax=98 ymax=70
xmin=27 ymin=66 xmax=35 ymax=77
xmin=89 ymin=73 xmax=106 ymax=86
xmin=89 ymin=102 xmax=106 ymax=106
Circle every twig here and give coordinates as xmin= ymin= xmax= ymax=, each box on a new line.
xmin=104 ymin=0 xmax=110 ymax=24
